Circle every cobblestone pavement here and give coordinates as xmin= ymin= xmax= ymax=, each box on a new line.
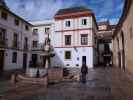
xmin=0 ymin=67 xmax=133 ymax=100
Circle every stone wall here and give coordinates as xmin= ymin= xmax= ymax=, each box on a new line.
xmin=113 ymin=2 xmax=133 ymax=74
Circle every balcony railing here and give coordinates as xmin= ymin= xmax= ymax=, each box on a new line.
xmin=0 ymin=39 xmax=7 ymax=48
xmin=12 ymin=41 xmax=19 ymax=49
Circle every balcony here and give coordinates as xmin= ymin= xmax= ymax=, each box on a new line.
xmin=0 ymin=39 xmax=7 ymax=48
xmin=12 ymin=41 xmax=19 ymax=49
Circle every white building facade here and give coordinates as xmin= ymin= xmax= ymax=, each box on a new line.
xmin=30 ymin=20 xmax=54 ymax=67
xmin=0 ymin=2 xmax=32 ymax=72
xmin=52 ymin=7 xmax=98 ymax=68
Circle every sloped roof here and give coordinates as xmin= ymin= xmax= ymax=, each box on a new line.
xmin=0 ymin=3 xmax=33 ymax=26
xmin=54 ymin=6 xmax=98 ymax=29
xmin=55 ymin=6 xmax=93 ymax=16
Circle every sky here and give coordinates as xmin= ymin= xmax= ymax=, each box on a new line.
xmin=5 ymin=0 xmax=124 ymax=25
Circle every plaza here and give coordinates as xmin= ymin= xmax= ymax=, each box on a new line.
xmin=0 ymin=67 xmax=133 ymax=100
xmin=0 ymin=0 xmax=133 ymax=100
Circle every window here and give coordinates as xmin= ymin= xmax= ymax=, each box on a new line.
xmin=0 ymin=28 xmax=6 ymax=40
xmin=81 ymin=34 xmax=88 ymax=45
xmin=12 ymin=52 xmax=17 ymax=63
xmin=66 ymin=21 xmax=71 ymax=27
xmin=31 ymin=54 xmax=38 ymax=67
xmin=76 ymin=64 xmax=79 ymax=66
xmin=45 ymin=28 xmax=50 ymax=34
xmin=82 ymin=19 xmax=87 ymax=25
xmin=65 ymin=51 xmax=71 ymax=60
xmin=14 ymin=33 xmax=18 ymax=42
xmin=24 ymin=37 xmax=28 ymax=49
xmin=14 ymin=19 xmax=19 ymax=26
xmin=32 ymin=41 xmax=38 ymax=48
xmin=13 ymin=33 xmax=18 ymax=48
xmin=33 ymin=29 xmax=38 ymax=35
xmin=25 ymin=25 xmax=29 ymax=31
xmin=1 ymin=11 xmax=8 ymax=20
xmin=65 ymin=35 xmax=71 ymax=45
xmin=24 ymin=37 xmax=28 ymax=44
xmin=66 ymin=64 xmax=70 ymax=66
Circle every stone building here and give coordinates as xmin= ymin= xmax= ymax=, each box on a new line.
xmin=113 ymin=0 xmax=133 ymax=73
xmin=0 ymin=0 xmax=32 ymax=72
xmin=97 ymin=21 xmax=115 ymax=66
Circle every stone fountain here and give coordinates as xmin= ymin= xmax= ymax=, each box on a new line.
xmin=15 ymin=33 xmax=63 ymax=85
xmin=26 ymin=33 xmax=55 ymax=78
xmin=15 ymin=33 xmax=55 ymax=85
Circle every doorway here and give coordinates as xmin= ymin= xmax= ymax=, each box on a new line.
xmin=23 ymin=53 xmax=27 ymax=71
xmin=82 ymin=56 xmax=86 ymax=65
xmin=0 ymin=50 xmax=4 ymax=73
xmin=31 ymin=54 xmax=37 ymax=67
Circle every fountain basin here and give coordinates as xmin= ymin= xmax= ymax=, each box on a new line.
xmin=26 ymin=68 xmax=47 ymax=77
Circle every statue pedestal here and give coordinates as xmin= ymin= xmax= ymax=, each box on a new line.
xmin=48 ymin=67 xmax=63 ymax=83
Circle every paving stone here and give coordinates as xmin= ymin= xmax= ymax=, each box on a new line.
xmin=0 ymin=67 xmax=133 ymax=100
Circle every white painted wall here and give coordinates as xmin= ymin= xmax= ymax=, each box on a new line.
xmin=51 ymin=47 xmax=93 ymax=68
xmin=30 ymin=20 xmax=54 ymax=64
xmin=0 ymin=8 xmax=32 ymax=71
xmin=51 ymin=16 xmax=97 ymax=68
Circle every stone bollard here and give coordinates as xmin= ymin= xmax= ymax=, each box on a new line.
xmin=11 ymin=74 xmax=17 ymax=83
